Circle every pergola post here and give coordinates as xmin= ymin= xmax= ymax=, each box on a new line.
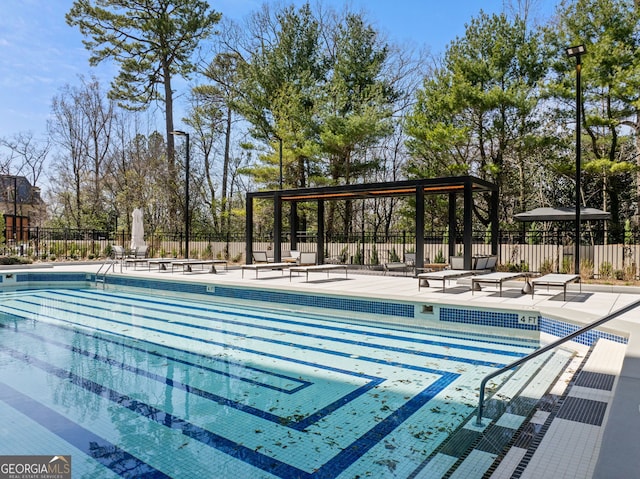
xmin=415 ymin=187 xmax=425 ymax=269
xmin=274 ymin=193 xmax=282 ymax=262
xmin=463 ymin=179 xmax=473 ymax=269
xmin=290 ymin=202 xmax=298 ymax=252
xmin=448 ymin=193 xmax=457 ymax=261
xmin=245 ymin=194 xmax=254 ymax=264
xmin=317 ymin=200 xmax=325 ymax=264
xmin=491 ymin=190 xmax=499 ymax=256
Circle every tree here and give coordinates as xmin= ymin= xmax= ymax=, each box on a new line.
xmin=48 ymin=77 xmax=117 ymax=229
xmin=0 ymin=131 xmax=50 ymax=187
xmin=232 ymin=3 xmax=325 ymax=190
xmin=545 ymin=0 xmax=640 ymax=240
xmin=405 ymin=11 xmax=548 ymax=227
xmin=66 ymin=0 xmax=221 ymax=229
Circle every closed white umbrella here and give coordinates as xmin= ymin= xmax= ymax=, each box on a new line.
xmin=130 ymin=208 xmax=146 ymax=250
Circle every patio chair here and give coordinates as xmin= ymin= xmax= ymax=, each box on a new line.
xmin=112 ymin=245 xmax=126 ymax=260
xmin=531 ymin=273 xmax=581 ymax=301
xmin=417 ymin=269 xmax=476 ymax=292
xmin=252 ymin=251 xmax=273 ymax=263
xmin=297 ymin=251 xmax=317 ymax=266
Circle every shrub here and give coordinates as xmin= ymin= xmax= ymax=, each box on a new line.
xmin=580 ymin=259 xmax=594 ymax=281
xmin=370 ymin=244 xmax=379 ymax=265
xmin=434 ymin=249 xmax=445 ymax=263
xmin=560 ymin=257 xmax=572 ymax=274
xmin=0 ymin=256 xmax=31 ymax=265
xmin=539 ymin=259 xmax=554 ymax=275
xmin=599 ymin=261 xmax=613 ymax=279
xmin=623 ymin=265 xmax=636 ymax=281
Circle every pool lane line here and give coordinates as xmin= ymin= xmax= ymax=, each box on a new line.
xmin=0 ymin=380 xmax=172 ymax=479
xmin=62 ymin=288 xmax=536 ymax=355
xmin=0 ymin=309 xmax=399 ymax=434
xmin=0 ymin=344 xmax=460 ymax=479
xmin=0 ymin=316 xmax=311 ymax=394
xmin=14 ymin=294 xmax=519 ymax=367
xmin=1 ymin=323 xmax=383 ymax=432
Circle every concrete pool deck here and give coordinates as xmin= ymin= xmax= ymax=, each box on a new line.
xmin=4 ymin=261 xmax=640 ymax=478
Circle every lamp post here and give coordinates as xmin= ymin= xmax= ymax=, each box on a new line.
xmin=566 ymin=44 xmax=586 ymax=275
xmin=170 ymin=130 xmax=190 ymax=259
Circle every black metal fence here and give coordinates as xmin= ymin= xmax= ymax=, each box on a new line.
xmin=8 ymin=225 xmax=640 ymax=279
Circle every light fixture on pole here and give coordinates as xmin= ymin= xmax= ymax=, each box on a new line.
xmin=170 ymin=130 xmax=190 ymax=259
xmin=566 ymin=44 xmax=586 ymax=275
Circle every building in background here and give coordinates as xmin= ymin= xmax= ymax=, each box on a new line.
xmin=0 ymin=175 xmax=45 ymax=243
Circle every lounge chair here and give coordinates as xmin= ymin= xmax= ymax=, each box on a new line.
xmin=252 ymin=251 xmax=274 ymax=263
xmin=471 ymin=272 xmax=526 ymax=296
xmin=417 ymin=269 xmax=476 ymax=292
xmin=531 ymin=273 xmax=581 ymax=301
xmin=383 ymin=253 xmax=416 ymax=276
xmin=112 ymin=244 xmax=127 ymax=260
xmin=171 ymin=259 xmax=227 ymax=274
xmin=289 ymin=264 xmax=348 ymax=282
xmin=241 ymin=261 xmax=294 ymax=278
xmin=296 ymin=251 xmax=317 ymax=266
xmin=124 ymin=245 xmax=149 ymax=269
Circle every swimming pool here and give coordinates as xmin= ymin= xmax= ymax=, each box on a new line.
xmin=0 ymin=286 xmax=539 ymax=478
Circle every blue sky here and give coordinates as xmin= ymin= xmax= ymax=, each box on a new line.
xmin=0 ymin=0 xmax=558 ymax=143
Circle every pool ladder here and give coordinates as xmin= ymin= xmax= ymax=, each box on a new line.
xmin=95 ymin=259 xmax=119 ymax=288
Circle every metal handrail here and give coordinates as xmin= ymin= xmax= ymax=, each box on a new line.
xmin=476 ymin=298 xmax=640 ymax=426
xmin=95 ymin=258 xmax=118 ymax=286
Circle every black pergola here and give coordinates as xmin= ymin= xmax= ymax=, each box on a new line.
xmin=245 ymin=175 xmax=499 ymax=270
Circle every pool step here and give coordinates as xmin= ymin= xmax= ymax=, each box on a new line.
xmin=409 ymin=347 xmax=577 ymax=479
xmin=490 ymin=338 xmax=626 ymax=479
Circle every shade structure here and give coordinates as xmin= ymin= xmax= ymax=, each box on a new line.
xmin=514 ymin=206 xmax=611 ymax=222
xmin=130 ymin=208 xmax=146 ymax=249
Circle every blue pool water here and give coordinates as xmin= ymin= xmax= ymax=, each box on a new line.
xmin=0 ymin=287 xmax=538 ymax=478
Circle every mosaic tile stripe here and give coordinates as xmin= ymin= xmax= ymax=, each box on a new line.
xmin=105 ymin=274 xmax=415 ymax=318
xmin=0 ymin=381 xmax=171 ymax=479
xmin=1 ymin=318 xmax=460 ymax=479
xmin=61 ymin=289 xmax=529 ymax=360
xmin=16 ymin=272 xmax=89 ymax=283
xmin=213 ymin=284 xmax=415 ymax=317
xmin=540 ymin=316 xmax=628 ymax=346
xmin=440 ymin=307 xmax=536 ymax=331
xmin=0 ymin=346 xmax=307 ymax=479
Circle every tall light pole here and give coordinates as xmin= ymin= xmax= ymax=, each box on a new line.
xmin=566 ymin=44 xmax=586 ymax=275
xmin=170 ymin=130 xmax=190 ymax=258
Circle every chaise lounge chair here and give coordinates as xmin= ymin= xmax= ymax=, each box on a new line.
xmin=289 ymin=252 xmax=347 ymax=281
xmin=417 ymin=269 xmax=476 ymax=292
xmin=531 ymin=273 xmax=581 ymax=301
xmin=471 ymin=272 xmax=527 ymax=296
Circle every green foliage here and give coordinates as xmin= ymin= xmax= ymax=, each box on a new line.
xmin=353 ymin=241 xmax=363 ymax=265
xmin=580 ymin=259 xmax=594 ymax=280
xmin=66 ymin=0 xmax=221 ymax=109
xmin=389 ymin=248 xmax=400 ymax=263
xmin=434 ymin=249 xmax=445 ymax=264
xmin=540 ymin=259 xmax=554 ymax=275
xmin=599 ymin=261 xmax=613 ymax=279
xmin=560 ymin=257 xmax=573 ymax=274
xmin=370 ymin=244 xmax=379 ymax=265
